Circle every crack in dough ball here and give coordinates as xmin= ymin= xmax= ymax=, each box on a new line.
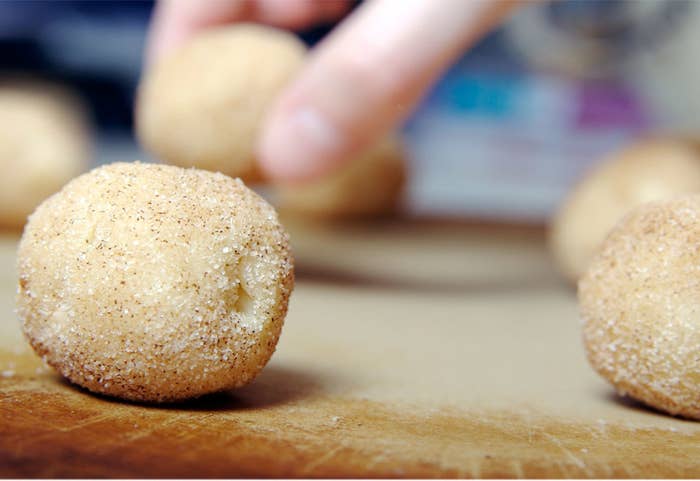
xmin=550 ymin=137 xmax=700 ymax=283
xmin=274 ymin=136 xmax=407 ymax=218
xmin=136 ymin=24 xmax=306 ymax=181
xmin=16 ymin=162 xmax=294 ymax=402
xmin=580 ymin=194 xmax=700 ymax=419
xmin=0 ymin=81 xmax=90 ymax=228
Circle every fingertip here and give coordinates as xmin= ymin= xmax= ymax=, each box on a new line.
xmin=257 ymin=106 xmax=349 ymax=184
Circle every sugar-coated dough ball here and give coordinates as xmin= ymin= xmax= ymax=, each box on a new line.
xmin=550 ymin=137 xmax=700 ymax=282
xmin=275 ymin=136 xmax=407 ymax=218
xmin=137 ymin=24 xmax=306 ymax=180
xmin=580 ymin=194 xmax=700 ymax=419
xmin=17 ymin=162 xmax=294 ymax=402
xmin=0 ymin=82 xmax=90 ymax=228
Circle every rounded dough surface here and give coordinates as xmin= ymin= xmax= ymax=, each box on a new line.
xmin=17 ymin=162 xmax=294 ymax=402
xmin=579 ymin=194 xmax=700 ymax=419
xmin=275 ymin=136 xmax=407 ymax=218
xmin=550 ymin=137 xmax=700 ymax=282
xmin=0 ymin=81 xmax=90 ymax=228
xmin=136 ymin=24 xmax=306 ymax=180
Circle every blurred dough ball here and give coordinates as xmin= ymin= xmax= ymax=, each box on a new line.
xmin=137 ymin=24 xmax=306 ymax=181
xmin=549 ymin=137 xmax=700 ymax=282
xmin=17 ymin=162 xmax=294 ymax=402
xmin=274 ymin=136 xmax=407 ymax=218
xmin=580 ymin=195 xmax=700 ymax=419
xmin=0 ymin=81 xmax=90 ymax=228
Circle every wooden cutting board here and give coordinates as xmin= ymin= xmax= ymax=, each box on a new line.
xmin=2 ymin=219 xmax=700 ymax=478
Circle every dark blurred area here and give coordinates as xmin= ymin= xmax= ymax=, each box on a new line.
xmin=0 ymin=0 xmax=341 ymax=134
xmin=0 ymin=1 xmax=151 ymax=133
xmin=0 ymin=0 xmax=697 ymax=221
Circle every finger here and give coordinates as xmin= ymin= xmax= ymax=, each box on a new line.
xmin=257 ymin=0 xmax=517 ymax=183
xmin=146 ymin=0 xmax=252 ymax=64
xmin=316 ymin=0 xmax=352 ymax=23
xmin=253 ymin=0 xmax=350 ymax=29
xmin=147 ymin=0 xmax=350 ymax=65
xmin=255 ymin=0 xmax=322 ymax=30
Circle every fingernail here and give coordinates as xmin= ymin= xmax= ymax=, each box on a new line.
xmin=258 ymin=107 xmax=344 ymax=183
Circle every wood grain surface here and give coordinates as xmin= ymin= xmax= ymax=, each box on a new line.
xmin=2 ymin=220 xmax=700 ymax=478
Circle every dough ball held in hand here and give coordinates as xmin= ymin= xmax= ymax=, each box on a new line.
xmin=273 ymin=136 xmax=407 ymax=218
xmin=136 ymin=24 xmax=306 ymax=181
xmin=16 ymin=162 xmax=294 ymax=403
xmin=549 ymin=137 xmax=700 ymax=282
xmin=0 ymin=81 xmax=90 ymax=229
xmin=580 ymin=194 xmax=700 ymax=420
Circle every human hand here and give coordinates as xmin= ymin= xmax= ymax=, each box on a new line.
xmin=147 ymin=0 xmax=516 ymax=183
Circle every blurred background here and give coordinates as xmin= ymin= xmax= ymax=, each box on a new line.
xmin=0 ymin=0 xmax=697 ymax=223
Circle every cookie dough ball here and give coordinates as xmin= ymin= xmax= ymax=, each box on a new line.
xmin=0 ymin=82 xmax=90 ymax=228
xmin=274 ymin=136 xmax=407 ymax=218
xmin=550 ymin=137 xmax=700 ymax=282
xmin=137 ymin=24 xmax=306 ymax=181
xmin=16 ymin=162 xmax=294 ymax=402
xmin=580 ymin=194 xmax=700 ymax=419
